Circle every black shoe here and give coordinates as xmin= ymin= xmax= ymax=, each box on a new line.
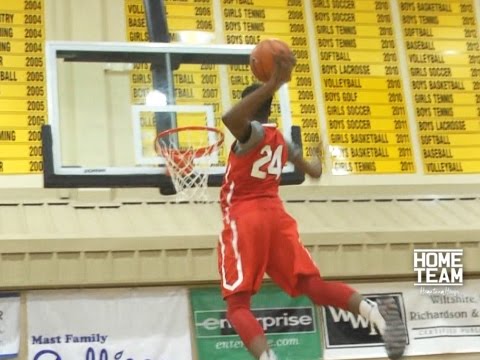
xmin=377 ymin=297 xmax=407 ymax=360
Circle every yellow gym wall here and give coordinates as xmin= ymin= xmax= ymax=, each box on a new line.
xmin=0 ymin=0 xmax=479 ymax=359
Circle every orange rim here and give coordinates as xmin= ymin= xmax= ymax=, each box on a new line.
xmin=154 ymin=126 xmax=224 ymax=158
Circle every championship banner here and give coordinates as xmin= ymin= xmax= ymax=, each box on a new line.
xmin=191 ymin=285 xmax=322 ymax=360
xmin=321 ymin=280 xmax=480 ymax=359
xmin=0 ymin=293 xmax=20 ymax=358
xmin=27 ymin=287 xmax=192 ymax=360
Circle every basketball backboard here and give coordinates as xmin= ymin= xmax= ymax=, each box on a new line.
xmin=42 ymin=41 xmax=305 ymax=192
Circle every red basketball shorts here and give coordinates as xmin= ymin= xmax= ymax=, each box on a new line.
xmin=218 ymin=203 xmax=320 ymax=298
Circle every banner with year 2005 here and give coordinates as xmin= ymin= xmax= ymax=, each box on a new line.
xmin=27 ymin=287 xmax=192 ymax=360
xmin=0 ymin=0 xmax=46 ymax=175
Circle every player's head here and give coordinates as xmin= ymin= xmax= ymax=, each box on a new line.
xmin=242 ymin=83 xmax=272 ymax=123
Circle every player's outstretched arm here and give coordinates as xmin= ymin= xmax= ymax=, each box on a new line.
xmin=222 ymin=54 xmax=295 ymax=142
xmin=289 ymin=143 xmax=323 ymax=179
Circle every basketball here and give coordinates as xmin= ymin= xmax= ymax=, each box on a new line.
xmin=250 ymin=39 xmax=293 ymax=82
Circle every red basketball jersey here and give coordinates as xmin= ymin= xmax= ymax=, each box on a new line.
xmin=220 ymin=124 xmax=287 ymax=216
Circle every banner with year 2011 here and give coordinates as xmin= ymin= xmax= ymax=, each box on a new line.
xmin=321 ymin=280 xmax=480 ymax=359
xmin=27 ymin=287 xmax=192 ymax=360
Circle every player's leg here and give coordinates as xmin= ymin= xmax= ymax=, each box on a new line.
xmin=296 ymin=276 xmax=406 ymax=359
xmin=268 ymin=209 xmax=406 ymax=360
xmin=295 ymin=274 xmax=386 ymax=333
xmin=225 ymin=292 xmax=277 ymax=360
xmin=218 ymin=210 xmax=275 ymax=360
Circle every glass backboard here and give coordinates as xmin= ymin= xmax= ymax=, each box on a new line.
xmin=42 ymin=41 xmax=304 ymax=190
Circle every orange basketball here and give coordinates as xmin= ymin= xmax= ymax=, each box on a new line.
xmin=250 ymin=39 xmax=293 ymax=82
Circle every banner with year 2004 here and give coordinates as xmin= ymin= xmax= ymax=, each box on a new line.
xmin=27 ymin=287 xmax=192 ymax=360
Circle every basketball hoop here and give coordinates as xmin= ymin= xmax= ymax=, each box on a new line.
xmin=155 ymin=126 xmax=224 ymax=201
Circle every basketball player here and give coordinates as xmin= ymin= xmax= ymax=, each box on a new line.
xmin=218 ymin=53 xmax=407 ymax=360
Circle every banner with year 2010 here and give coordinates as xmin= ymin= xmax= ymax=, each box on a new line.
xmin=27 ymin=287 xmax=192 ymax=360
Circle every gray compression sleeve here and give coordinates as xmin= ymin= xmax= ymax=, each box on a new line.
xmin=234 ymin=121 xmax=265 ymax=155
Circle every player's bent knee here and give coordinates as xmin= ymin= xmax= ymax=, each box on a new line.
xmin=296 ymin=275 xmax=354 ymax=309
xmin=296 ymin=274 xmax=323 ymax=293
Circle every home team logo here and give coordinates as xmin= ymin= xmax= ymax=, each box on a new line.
xmin=413 ymin=249 xmax=463 ymax=286
xmin=322 ymin=294 xmax=408 ymax=349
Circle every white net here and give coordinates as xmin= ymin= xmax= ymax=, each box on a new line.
xmin=155 ymin=127 xmax=223 ymax=202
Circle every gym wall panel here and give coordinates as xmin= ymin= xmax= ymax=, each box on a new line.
xmin=56 ymin=252 xmax=84 ymax=283
xmin=0 ymin=196 xmax=479 ymax=289
xmin=45 ymin=0 xmax=107 ymax=41
xmin=0 ymin=205 xmax=24 ymax=235
xmin=29 ymin=252 xmax=57 ymax=285
xmin=48 ymin=203 xmax=78 ymax=234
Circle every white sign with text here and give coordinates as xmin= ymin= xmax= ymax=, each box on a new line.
xmin=27 ymin=287 xmax=192 ymax=360
xmin=0 ymin=294 xmax=20 ymax=358
xmin=322 ymin=279 xmax=480 ymax=359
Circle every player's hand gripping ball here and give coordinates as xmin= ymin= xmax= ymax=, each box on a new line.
xmin=250 ymin=39 xmax=294 ymax=82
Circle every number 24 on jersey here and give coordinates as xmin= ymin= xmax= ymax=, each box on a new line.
xmin=251 ymin=145 xmax=283 ymax=179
